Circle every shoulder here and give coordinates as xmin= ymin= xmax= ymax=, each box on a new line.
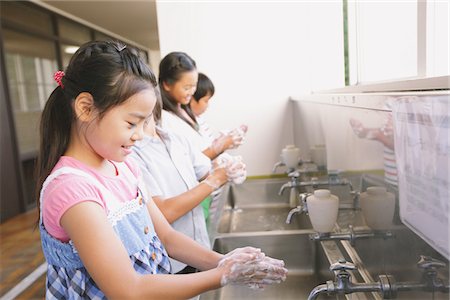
xmin=43 ymin=172 xmax=105 ymax=207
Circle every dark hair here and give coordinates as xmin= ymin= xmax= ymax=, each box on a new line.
xmin=192 ymin=73 xmax=215 ymax=102
xmin=158 ymin=51 xmax=198 ymax=130
xmin=36 ymin=40 xmax=157 ymax=212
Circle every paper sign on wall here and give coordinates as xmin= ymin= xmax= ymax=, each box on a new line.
xmin=392 ymin=95 xmax=449 ymax=259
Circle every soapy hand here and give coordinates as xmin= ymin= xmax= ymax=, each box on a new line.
xmin=211 ymin=124 xmax=248 ymax=154
xmin=215 ymin=153 xmax=247 ymax=184
xmin=227 ymin=124 xmax=248 ymax=148
xmin=218 ymin=247 xmax=288 ymax=290
xmin=203 ymin=166 xmax=228 ymax=190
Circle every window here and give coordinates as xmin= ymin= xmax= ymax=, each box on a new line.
xmin=3 ymin=29 xmax=57 ymax=157
xmin=426 ymin=0 xmax=450 ymax=77
xmin=346 ymin=0 xmax=449 ymax=85
xmin=0 ymin=1 xmax=53 ymax=35
xmin=57 ymin=18 xmax=92 ymax=44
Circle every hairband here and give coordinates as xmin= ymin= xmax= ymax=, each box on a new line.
xmin=54 ymin=71 xmax=65 ymax=88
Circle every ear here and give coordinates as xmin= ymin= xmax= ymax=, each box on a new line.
xmin=162 ymin=81 xmax=172 ymax=92
xmin=73 ymin=92 xmax=95 ymax=121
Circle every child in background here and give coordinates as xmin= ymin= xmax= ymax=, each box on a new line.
xmin=36 ymin=41 xmax=287 ymax=299
xmin=190 ymin=72 xmax=248 ymax=148
xmin=190 ymin=72 xmax=248 ymax=221
xmin=158 ymin=52 xmax=246 ymax=160
xmin=131 ymin=97 xmax=246 ymax=274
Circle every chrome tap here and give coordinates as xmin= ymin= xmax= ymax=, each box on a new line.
xmin=308 ymin=259 xmax=396 ymax=300
xmin=278 ymin=171 xmax=301 ymax=196
xmin=286 ymin=193 xmax=310 ymax=224
xmin=308 ymin=256 xmax=450 ymax=300
xmin=309 ymin=225 xmax=394 ymax=247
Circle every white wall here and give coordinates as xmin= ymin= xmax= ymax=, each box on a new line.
xmin=156 ymin=1 xmax=344 ymax=175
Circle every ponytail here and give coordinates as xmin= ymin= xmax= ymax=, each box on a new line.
xmin=35 ymin=86 xmax=74 ymax=210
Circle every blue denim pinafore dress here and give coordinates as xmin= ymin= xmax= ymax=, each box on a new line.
xmin=39 ymin=166 xmax=171 ymax=299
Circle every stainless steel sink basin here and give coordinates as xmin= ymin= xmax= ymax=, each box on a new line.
xmin=207 ymin=176 xmax=450 ymax=299
xmin=211 ymin=178 xmax=314 ymax=234
xmin=346 ymin=226 xmax=450 ymax=300
xmin=216 ymin=204 xmax=312 ymax=233
xmin=211 ymin=177 xmax=366 ymax=234
xmin=200 ymin=231 xmax=340 ymax=300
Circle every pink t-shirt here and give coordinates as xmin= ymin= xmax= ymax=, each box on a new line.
xmin=42 ymin=156 xmax=140 ymax=242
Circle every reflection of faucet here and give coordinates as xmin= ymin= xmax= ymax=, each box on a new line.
xmin=309 ymin=225 xmax=394 ymax=247
xmin=308 ymin=256 xmax=450 ymax=300
xmin=286 ymin=193 xmax=310 ymax=224
xmin=272 ymin=161 xmax=286 ymax=173
xmin=298 ymin=170 xmax=350 ymax=188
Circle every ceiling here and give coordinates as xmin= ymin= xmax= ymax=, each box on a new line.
xmin=41 ymin=0 xmax=159 ymax=50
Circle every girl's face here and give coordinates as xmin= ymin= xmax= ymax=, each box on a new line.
xmin=190 ymin=93 xmax=212 ymax=116
xmin=163 ymin=70 xmax=198 ymax=105
xmin=86 ymin=88 xmax=156 ymax=162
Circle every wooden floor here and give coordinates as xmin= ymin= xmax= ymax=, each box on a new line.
xmin=0 ymin=209 xmax=45 ymax=299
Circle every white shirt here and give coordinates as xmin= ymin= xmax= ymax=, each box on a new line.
xmin=161 ymin=110 xmax=210 ymax=152
xmin=197 ymin=114 xmax=218 ymax=146
xmin=130 ymin=126 xmax=212 ymax=273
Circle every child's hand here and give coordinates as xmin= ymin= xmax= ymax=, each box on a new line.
xmin=218 ymin=247 xmax=288 ymax=289
xmin=211 ymin=124 xmax=248 ymax=154
xmin=215 ymin=154 xmax=247 ymax=185
xmin=204 ymin=167 xmax=228 ymax=190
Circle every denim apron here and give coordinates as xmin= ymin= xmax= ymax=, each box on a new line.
xmin=39 ymin=166 xmax=171 ymax=299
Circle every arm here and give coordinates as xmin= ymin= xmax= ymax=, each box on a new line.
xmin=202 ymin=125 xmax=248 ymax=160
xmin=61 ymin=201 xmax=224 ymax=299
xmin=202 ymin=137 xmax=234 ymax=160
xmin=147 ymin=197 xmax=223 ymax=270
xmin=154 ymin=167 xmax=227 ymax=223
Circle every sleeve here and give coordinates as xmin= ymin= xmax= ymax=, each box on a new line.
xmin=184 ymin=134 xmax=212 ymax=180
xmin=42 ymin=175 xmax=106 ymax=241
xmin=129 ymin=147 xmax=163 ymax=197
xmin=162 ymin=110 xmax=210 ymax=152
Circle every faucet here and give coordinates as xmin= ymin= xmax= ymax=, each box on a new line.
xmin=308 ymin=259 xmax=394 ymax=300
xmin=309 ymin=225 xmax=394 ymax=247
xmin=286 ymin=193 xmax=310 ymax=223
xmin=278 ymin=170 xmax=301 ymax=196
xmin=308 ymin=256 xmax=450 ymax=300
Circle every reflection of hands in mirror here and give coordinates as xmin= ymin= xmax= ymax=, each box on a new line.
xmin=349 ymin=117 xmax=394 ymax=150
xmin=218 ymin=247 xmax=288 ymax=290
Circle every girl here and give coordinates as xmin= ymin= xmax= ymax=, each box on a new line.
xmin=158 ymin=52 xmax=246 ymax=160
xmin=131 ymin=97 xmax=239 ymax=274
xmin=189 ymin=72 xmax=248 ymax=221
xmin=37 ymin=41 xmax=287 ymax=299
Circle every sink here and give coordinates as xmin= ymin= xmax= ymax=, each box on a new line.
xmin=346 ymin=226 xmax=450 ymax=300
xmin=208 ymin=176 xmax=450 ymax=299
xmin=216 ymin=204 xmax=312 ymax=233
xmin=211 ymin=178 xmax=314 ymax=234
xmin=211 ymin=177 xmax=366 ymax=234
xmin=200 ymin=231 xmax=341 ymax=300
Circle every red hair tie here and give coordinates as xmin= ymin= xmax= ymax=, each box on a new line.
xmin=53 ymin=71 xmax=65 ymax=88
